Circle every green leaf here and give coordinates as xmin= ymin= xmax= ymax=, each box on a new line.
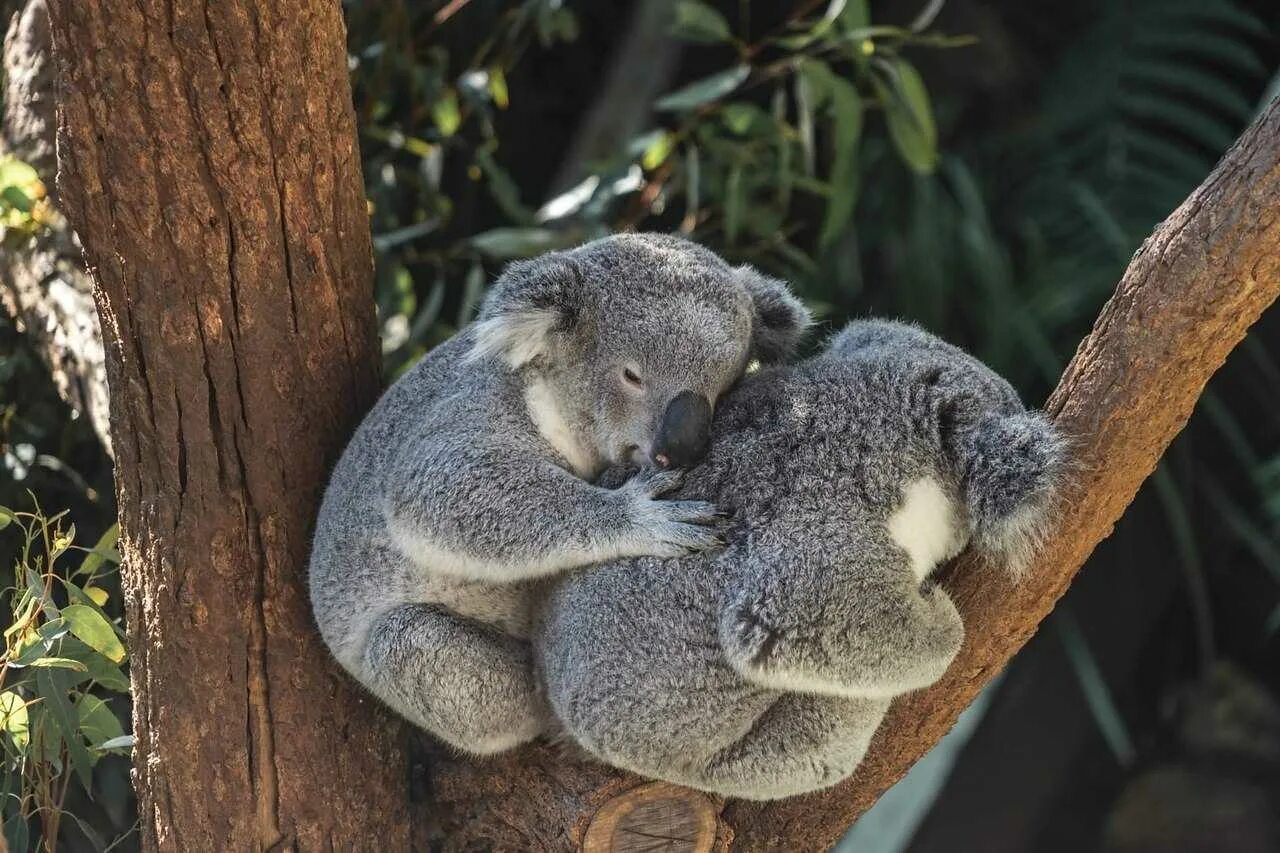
xmin=876 ymin=58 xmax=938 ymax=174
xmin=3 ymin=797 xmax=29 ymax=853
xmin=641 ymin=131 xmax=676 ymax=170
xmin=4 ymin=595 xmax=37 ymax=639
xmin=656 ymin=65 xmax=750 ymax=112
xmin=819 ymin=78 xmax=865 ymax=248
xmin=0 ymin=156 xmax=38 ymax=189
xmin=8 ymin=617 xmax=69 ymax=666
xmin=36 ymin=668 xmax=95 ymax=790
xmin=61 ymin=604 xmax=127 ymax=664
xmin=720 ymin=102 xmax=772 ymax=136
xmin=474 ymin=147 xmax=535 ymax=224
xmin=470 ymin=227 xmax=568 ymax=260
xmin=487 ymin=66 xmax=509 ymax=109
xmin=77 ymin=694 xmax=126 ymax=749
xmin=97 ymin=734 xmax=135 ymax=751
xmin=0 ymin=504 xmax=13 ymax=529
xmin=56 ymin=637 xmax=131 ymax=693
xmin=671 ymin=1 xmax=731 ymax=44
xmin=74 ymin=523 xmax=120 ymax=578
xmin=431 ymin=89 xmax=462 ymax=137
xmin=799 ymin=58 xmax=840 ymax=111
xmin=723 ymin=164 xmax=744 ymax=245
xmin=1 ymin=690 xmax=29 ymax=749
xmin=25 ymin=657 xmax=88 ymax=672
xmin=838 ymin=0 xmax=870 ymax=30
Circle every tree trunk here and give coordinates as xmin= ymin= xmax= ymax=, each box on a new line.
xmin=0 ymin=0 xmax=110 ymax=453
xmin=45 ymin=1 xmax=410 ymax=849
xmin=422 ymin=98 xmax=1280 ymax=850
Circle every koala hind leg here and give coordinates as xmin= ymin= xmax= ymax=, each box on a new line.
xmin=362 ymin=604 xmax=548 ymax=755
xmin=697 ymin=694 xmax=890 ymax=801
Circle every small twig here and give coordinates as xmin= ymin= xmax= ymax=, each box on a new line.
xmin=432 ymin=0 xmax=473 ymax=27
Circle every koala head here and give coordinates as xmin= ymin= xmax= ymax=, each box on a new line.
xmin=715 ymin=320 xmax=1064 ymax=579
xmin=469 ymin=233 xmax=811 ymax=469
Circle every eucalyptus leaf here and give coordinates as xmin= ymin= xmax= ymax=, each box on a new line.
xmin=431 ymin=90 xmax=462 ymax=137
xmin=0 ymin=156 xmax=38 ymax=189
xmin=1 ymin=186 xmax=32 ymax=214
xmin=656 ymin=66 xmax=750 ymax=112
xmin=78 ymin=694 xmax=126 ymax=749
xmin=720 ymin=102 xmax=772 ymax=136
xmin=74 ymin=523 xmax=120 ymax=578
xmin=36 ymin=668 xmax=95 ymax=790
xmin=819 ymin=78 xmax=865 ymax=247
xmin=97 ymin=734 xmax=135 ymax=751
xmin=671 ymin=1 xmax=731 ymax=44
xmin=457 ymin=261 xmax=486 ymax=328
xmin=838 ymin=0 xmax=871 ymax=30
xmin=2 ymin=802 xmax=28 ymax=853
xmin=61 ymin=604 xmax=127 ymax=664
xmin=641 ymin=131 xmax=676 ymax=170
xmin=25 ymin=657 xmax=88 ymax=672
xmin=56 ymin=637 xmax=131 ymax=694
xmin=0 ymin=690 xmax=29 ymax=749
xmin=470 ymin=227 xmax=568 ymax=260
xmin=723 ymin=164 xmax=744 ymax=245
xmin=876 ymin=58 xmax=938 ymax=174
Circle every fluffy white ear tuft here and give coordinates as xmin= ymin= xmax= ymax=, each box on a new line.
xmin=466 ymin=308 xmax=561 ymax=368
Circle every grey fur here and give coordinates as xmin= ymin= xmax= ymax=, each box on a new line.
xmin=534 ymin=319 xmax=1064 ymax=799
xmin=308 ymin=233 xmax=810 ymax=755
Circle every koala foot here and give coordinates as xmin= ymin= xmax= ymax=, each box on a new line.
xmin=621 ymin=468 xmax=725 ymax=557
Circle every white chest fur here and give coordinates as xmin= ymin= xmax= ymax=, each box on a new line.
xmin=524 ymin=380 xmax=596 ymax=478
xmin=887 ymin=477 xmax=965 ymax=582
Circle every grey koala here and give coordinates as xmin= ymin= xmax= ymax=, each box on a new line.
xmin=534 ymin=319 xmax=1064 ymax=800
xmin=308 ymin=233 xmax=811 ymax=755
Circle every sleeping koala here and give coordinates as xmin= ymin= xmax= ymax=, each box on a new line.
xmin=309 ymin=233 xmax=810 ymax=755
xmin=534 ymin=319 xmax=1063 ymax=799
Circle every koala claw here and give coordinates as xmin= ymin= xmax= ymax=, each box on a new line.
xmin=630 ymin=495 xmax=725 ymax=557
xmin=625 ymin=467 xmax=686 ymax=499
xmin=650 ymin=520 xmax=724 ymax=557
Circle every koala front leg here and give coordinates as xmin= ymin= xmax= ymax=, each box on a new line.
xmin=362 ymin=603 xmax=547 ymax=755
xmin=695 ymin=693 xmax=890 ymax=801
xmin=387 ymin=453 xmax=721 ymax=583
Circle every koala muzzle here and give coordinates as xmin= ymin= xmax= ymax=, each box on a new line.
xmin=652 ymin=391 xmax=712 ymax=469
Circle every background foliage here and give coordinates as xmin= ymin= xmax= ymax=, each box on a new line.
xmin=2 ymin=0 xmax=1278 ymax=849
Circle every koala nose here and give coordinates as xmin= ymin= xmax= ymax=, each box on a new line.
xmin=652 ymin=391 xmax=712 ymax=469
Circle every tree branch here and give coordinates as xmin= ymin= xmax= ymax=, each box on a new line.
xmin=426 ymin=97 xmax=1280 ymax=851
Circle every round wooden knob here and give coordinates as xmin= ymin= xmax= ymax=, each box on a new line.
xmin=581 ymin=781 xmax=719 ymax=852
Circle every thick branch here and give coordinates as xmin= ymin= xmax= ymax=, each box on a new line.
xmin=427 ymin=98 xmax=1280 ymax=850
xmin=0 ymin=0 xmax=110 ymax=452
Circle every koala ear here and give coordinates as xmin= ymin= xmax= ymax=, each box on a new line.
xmin=943 ymin=404 xmax=1065 ymax=577
xmin=739 ymin=266 xmax=812 ymax=363
xmin=467 ymin=253 xmax=584 ymax=368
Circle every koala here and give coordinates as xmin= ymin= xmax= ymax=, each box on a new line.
xmin=308 ymin=233 xmax=811 ymax=755
xmin=534 ymin=319 xmax=1064 ymax=800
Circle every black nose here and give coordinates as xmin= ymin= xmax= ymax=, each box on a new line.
xmin=652 ymin=391 xmax=712 ymax=469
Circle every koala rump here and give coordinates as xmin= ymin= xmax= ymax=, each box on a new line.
xmin=533 ymin=320 xmax=1063 ymax=801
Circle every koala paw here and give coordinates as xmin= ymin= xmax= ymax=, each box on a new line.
xmin=623 ymin=469 xmax=725 ymax=557
xmin=623 ymin=467 xmax=687 ymax=499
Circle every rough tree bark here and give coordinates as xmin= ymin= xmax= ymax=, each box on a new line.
xmin=422 ymin=98 xmax=1280 ymax=850
xmin=45 ymin=1 xmax=410 ymax=849
xmin=0 ymin=0 xmax=110 ymax=452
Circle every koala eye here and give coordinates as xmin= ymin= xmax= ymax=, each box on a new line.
xmin=621 ymin=366 xmax=644 ymax=390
